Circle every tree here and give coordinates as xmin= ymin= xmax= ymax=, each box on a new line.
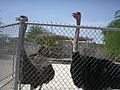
xmin=26 ymin=26 xmax=59 ymax=46
xmin=26 ymin=26 xmax=64 ymax=58
xmin=103 ymin=19 xmax=120 ymax=59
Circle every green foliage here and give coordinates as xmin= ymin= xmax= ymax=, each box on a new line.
xmin=26 ymin=26 xmax=64 ymax=58
xmin=103 ymin=19 xmax=120 ymax=59
xmin=107 ymin=19 xmax=120 ymax=28
xmin=26 ymin=26 xmax=45 ymax=43
xmin=26 ymin=26 xmax=59 ymax=46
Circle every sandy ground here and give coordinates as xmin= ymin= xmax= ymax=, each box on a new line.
xmin=19 ymin=64 xmax=83 ymax=90
xmin=0 ymin=55 xmax=82 ymax=90
xmin=0 ymin=55 xmax=118 ymax=90
xmin=0 ymin=55 xmax=15 ymax=90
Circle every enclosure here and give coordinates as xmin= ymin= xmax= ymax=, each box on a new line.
xmin=0 ymin=16 xmax=120 ymax=90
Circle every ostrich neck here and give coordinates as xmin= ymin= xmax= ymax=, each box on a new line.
xmin=76 ymin=19 xmax=80 ymax=25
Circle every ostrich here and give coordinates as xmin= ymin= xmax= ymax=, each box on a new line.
xmin=20 ymin=45 xmax=55 ymax=90
xmin=71 ymin=51 xmax=120 ymax=90
xmin=105 ymin=61 xmax=120 ymax=89
xmin=70 ymin=51 xmax=111 ymax=90
xmin=70 ymin=12 xmax=120 ymax=90
xmin=16 ymin=16 xmax=54 ymax=90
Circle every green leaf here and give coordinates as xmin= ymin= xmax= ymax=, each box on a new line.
xmin=103 ymin=19 xmax=120 ymax=59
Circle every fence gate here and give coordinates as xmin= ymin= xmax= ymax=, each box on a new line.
xmin=0 ymin=16 xmax=120 ymax=90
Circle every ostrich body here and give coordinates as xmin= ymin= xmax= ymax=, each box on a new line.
xmin=70 ymin=52 xmax=108 ymax=90
xmin=70 ymin=12 xmax=120 ymax=90
xmin=70 ymin=51 xmax=120 ymax=90
xmin=20 ymin=46 xmax=55 ymax=90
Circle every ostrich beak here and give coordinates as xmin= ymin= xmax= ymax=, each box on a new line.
xmin=72 ymin=12 xmax=81 ymax=19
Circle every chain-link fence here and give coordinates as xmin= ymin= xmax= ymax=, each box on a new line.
xmin=0 ymin=16 xmax=120 ymax=90
xmin=0 ymin=23 xmax=19 ymax=90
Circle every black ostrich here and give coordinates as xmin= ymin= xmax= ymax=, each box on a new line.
xmin=70 ymin=51 xmax=120 ymax=90
xmin=20 ymin=45 xmax=55 ymax=90
xmin=105 ymin=61 xmax=120 ymax=89
xmin=70 ymin=12 xmax=120 ymax=90
xmin=70 ymin=51 xmax=109 ymax=90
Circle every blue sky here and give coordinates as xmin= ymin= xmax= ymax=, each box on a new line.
xmin=0 ymin=0 xmax=120 ymax=26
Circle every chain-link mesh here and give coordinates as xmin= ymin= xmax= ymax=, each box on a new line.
xmin=0 ymin=22 xmax=120 ymax=90
xmin=0 ymin=24 xmax=19 ymax=90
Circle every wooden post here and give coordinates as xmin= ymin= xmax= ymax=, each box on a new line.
xmin=72 ymin=12 xmax=81 ymax=52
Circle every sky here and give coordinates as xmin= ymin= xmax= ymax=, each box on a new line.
xmin=0 ymin=0 xmax=120 ymax=26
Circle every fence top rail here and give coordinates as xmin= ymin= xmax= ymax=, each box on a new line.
xmin=27 ymin=22 xmax=120 ymax=31
xmin=0 ymin=22 xmax=120 ymax=31
xmin=0 ymin=23 xmax=19 ymax=28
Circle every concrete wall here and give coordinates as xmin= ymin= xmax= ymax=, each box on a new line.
xmin=0 ymin=37 xmax=114 ymax=59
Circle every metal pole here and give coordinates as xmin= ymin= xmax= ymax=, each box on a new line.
xmin=72 ymin=12 xmax=81 ymax=52
xmin=12 ymin=55 xmax=15 ymax=78
xmin=14 ymin=16 xmax=28 ymax=90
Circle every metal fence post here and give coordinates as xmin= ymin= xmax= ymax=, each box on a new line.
xmin=12 ymin=55 xmax=15 ymax=78
xmin=72 ymin=12 xmax=81 ymax=52
xmin=14 ymin=16 xmax=28 ymax=90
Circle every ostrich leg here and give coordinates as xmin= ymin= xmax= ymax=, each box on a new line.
xmin=106 ymin=87 xmax=112 ymax=90
xmin=30 ymin=85 xmax=34 ymax=90
xmin=102 ymin=87 xmax=113 ymax=90
xmin=38 ymin=85 xmax=42 ymax=90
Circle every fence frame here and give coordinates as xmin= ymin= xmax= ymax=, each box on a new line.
xmin=0 ymin=15 xmax=120 ymax=90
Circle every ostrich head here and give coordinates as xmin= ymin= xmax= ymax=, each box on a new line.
xmin=38 ymin=45 xmax=48 ymax=57
xmin=16 ymin=15 xmax=28 ymax=22
xmin=30 ymin=45 xmax=50 ymax=71
xmin=72 ymin=12 xmax=81 ymax=21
